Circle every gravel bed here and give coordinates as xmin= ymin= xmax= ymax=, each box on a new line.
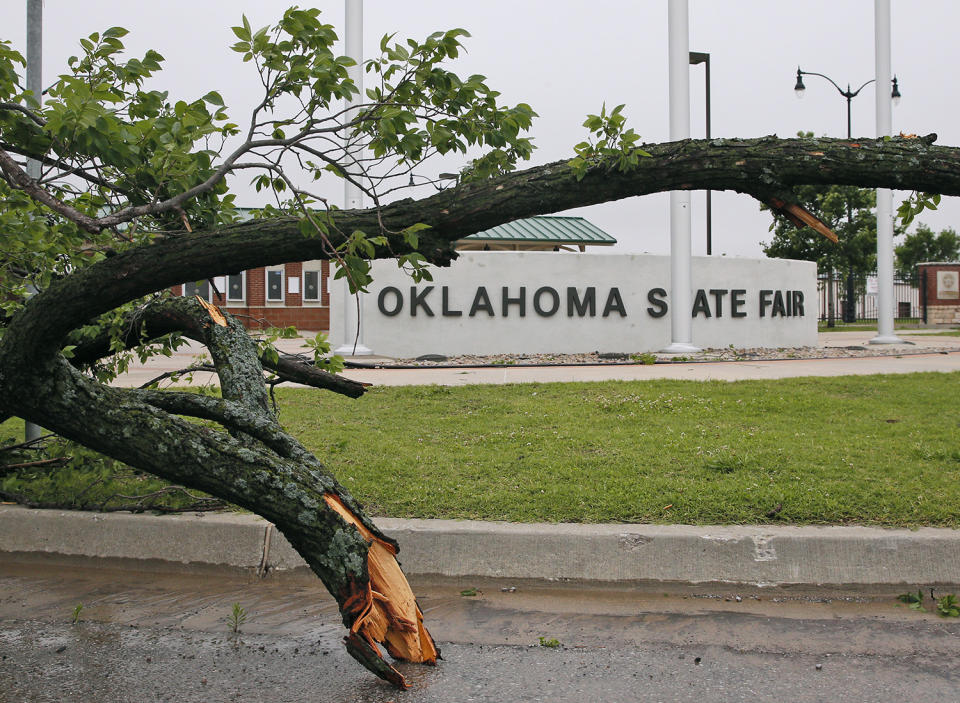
xmin=359 ymin=342 xmax=959 ymax=368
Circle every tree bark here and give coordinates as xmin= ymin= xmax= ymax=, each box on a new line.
xmin=1 ymin=133 xmax=958 ymax=686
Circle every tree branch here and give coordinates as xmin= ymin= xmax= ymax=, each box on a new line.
xmin=130 ymin=388 xmax=307 ymax=461
xmin=0 ymin=147 xmax=103 ymax=233
xmin=65 ymin=296 xmax=368 ymax=398
xmin=10 ymin=134 xmax=960 ymax=358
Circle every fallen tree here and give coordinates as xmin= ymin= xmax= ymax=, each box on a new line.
xmin=2 ymin=9 xmax=959 ymax=688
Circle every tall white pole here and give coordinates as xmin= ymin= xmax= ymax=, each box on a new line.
xmin=334 ymin=0 xmax=373 ymax=355
xmin=662 ymin=0 xmax=699 ymax=353
xmin=870 ymin=0 xmax=902 ymax=344
xmin=24 ymin=0 xmax=43 ymax=442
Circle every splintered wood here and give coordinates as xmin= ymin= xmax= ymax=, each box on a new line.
xmin=766 ymin=197 xmax=839 ymax=243
xmin=196 ymin=296 xmax=227 ymax=326
xmin=324 ymin=493 xmax=438 ymax=672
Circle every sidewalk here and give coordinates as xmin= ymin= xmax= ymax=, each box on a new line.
xmin=6 ymin=328 xmax=956 ymax=589
xmin=109 ymin=329 xmax=960 ymax=388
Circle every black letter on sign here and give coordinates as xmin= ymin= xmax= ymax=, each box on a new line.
xmin=647 ymin=288 xmax=668 ymax=318
xmin=533 ymin=286 xmax=560 ymax=317
xmin=759 ymin=289 xmax=773 ymax=317
xmin=502 ymin=286 xmax=527 ymax=317
xmin=469 ymin=286 xmax=495 ymax=317
xmin=442 ymin=287 xmax=462 ymax=317
xmin=567 ymin=287 xmax=596 ymax=317
xmin=731 ymin=289 xmax=747 ymax=318
xmin=602 ymin=288 xmax=627 ymax=317
xmin=772 ymin=290 xmax=787 ymax=317
xmin=378 ymin=286 xmax=403 ymax=316
xmin=793 ymin=290 xmax=805 ymax=316
xmin=410 ymin=286 xmax=435 ymax=316
xmin=709 ymin=289 xmax=728 ymax=318
xmin=692 ymin=289 xmax=711 ymax=318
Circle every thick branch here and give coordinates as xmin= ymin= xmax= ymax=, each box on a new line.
xmin=9 ymin=134 xmax=960 ymax=357
xmin=272 ymin=353 xmax=370 ymax=398
xmin=131 ymin=388 xmax=305 ymax=461
xmin=67 ymin=296 xmax=367 ymax=398
xmin=0 ymin=354 xmax=428 ymax=685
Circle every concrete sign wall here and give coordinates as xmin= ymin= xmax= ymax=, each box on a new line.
xmin=330 ymin=252 xmax=817 ymax=357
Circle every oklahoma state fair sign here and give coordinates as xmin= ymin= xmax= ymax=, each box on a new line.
xmin=331 ymin=252 xmax=816 ymax=357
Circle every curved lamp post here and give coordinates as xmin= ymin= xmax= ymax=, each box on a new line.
xmin=793 ymin=67 xmax=900 ymax=324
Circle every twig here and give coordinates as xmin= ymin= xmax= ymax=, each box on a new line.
xmin=138 ymin=364 xmax=217 ymax=389
xmin=1 ymin=434 xmax=55 ymax=453
xmin=0 ymin=487 xmax=226 ymax=514
xmin=1 ymin=457 xmax=68 ymax=471
xmin=98 ymin=485 xmax=224 ymax=512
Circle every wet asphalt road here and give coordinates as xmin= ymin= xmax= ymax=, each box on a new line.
xmin=1 ymin=561 xmax=959 ymax=702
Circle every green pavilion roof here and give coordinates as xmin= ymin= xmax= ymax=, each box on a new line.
xmin=463 ymin=216 xmax=617 ymax=246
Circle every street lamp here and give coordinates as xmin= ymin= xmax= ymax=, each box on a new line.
xmin=793 ymin=68 xmax=900 ymax=140
xmin=793 ymin=66 xmax=901 ymax=324
xmin=689 ymin=52 xmax=711 ymax=254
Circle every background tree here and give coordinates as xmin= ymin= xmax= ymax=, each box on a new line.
xmin=762 ymin=184 xmax=879 ymax=276
xmin=895 ymin=223 xmax=960 ymax=282
xmin=3 ymin=8 xmax=960 ymax=689
xmin=762 ymin=184 xmax=883 ymax=324
xmin=759 ymin=131 xmax=910 ymax=324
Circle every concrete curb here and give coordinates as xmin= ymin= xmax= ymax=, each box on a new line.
xmin=3 ymin=505 xmax=959 ymax=588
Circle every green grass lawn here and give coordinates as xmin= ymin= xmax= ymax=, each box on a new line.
xmin=907 ymin=330 xmax=960 ymax=337
xmin=4 ymin=372 xmax=960 ymax=527
xmin=817 ymin=320 xmax=930 ymax=332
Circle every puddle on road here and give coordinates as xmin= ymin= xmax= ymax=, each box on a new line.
xmin=2 ymin=558 xmax=957 ymax=658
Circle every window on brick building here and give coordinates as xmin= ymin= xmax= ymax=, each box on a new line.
xmin=226 ymin=272 xmax=245 ymax=302
xmin=183 ymin=280 xmax=212 ymax=300
xmin=303 ymin=268 xmax=323 ymax=301
xmin=265 ymin=267 xmax=284 ymax=302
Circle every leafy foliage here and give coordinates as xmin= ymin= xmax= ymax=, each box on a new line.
xmin=897 ymin=191 xmax=940 ymax=228
xmin=937 ymin=593 xmax=960 ymax=618
xmin=569 ymin=103 xmax=649 ymax=181
xmin=0 ymin=8 xmax=538 ymax=369
xmin=897 ymin=589 xmax=926 ymax=611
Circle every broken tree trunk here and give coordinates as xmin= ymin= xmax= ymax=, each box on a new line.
xmin=5 ymin=133 xmax=960 ymax=686
xmin=0 ymin=295 xmax=434 ymax=688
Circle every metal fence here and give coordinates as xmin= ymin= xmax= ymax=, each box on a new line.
xmin=817 ymin=272 xmax=920 ymax=322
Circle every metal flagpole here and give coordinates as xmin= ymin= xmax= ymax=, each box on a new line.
xmin=662 ymin=0 xmax=699 ymax=353
xmin=24 ymin=0 xmax=43 ymax=442
xmin=870 ymin=0 xmax=903 ymax=344
xmin=334 ymin=0 xmax=373 ymax=355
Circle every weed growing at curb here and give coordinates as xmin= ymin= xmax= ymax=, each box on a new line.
xmin=897 ymin=589 xmax=960 ymax=617
xmin=937 ymin=594 xmax=960 ymax=617
xmin=70 ymin=603 xmax=83 ymax=625
xmin=538 ymin=637 xmax=561 ymax=648
xmin=227 ymin=603 xmax=247 ymax=634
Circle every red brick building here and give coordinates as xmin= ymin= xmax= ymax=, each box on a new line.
xmin=918 ymin=262 xmax=960 ymax=325
xmin=172 ymin=216 xmax=616 ymax=331
xmin=172 ymin=259 xmax=332 ymax=331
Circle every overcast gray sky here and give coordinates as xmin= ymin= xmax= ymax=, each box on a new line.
xmin=2 ymin=1 xmax=958 ymax=257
